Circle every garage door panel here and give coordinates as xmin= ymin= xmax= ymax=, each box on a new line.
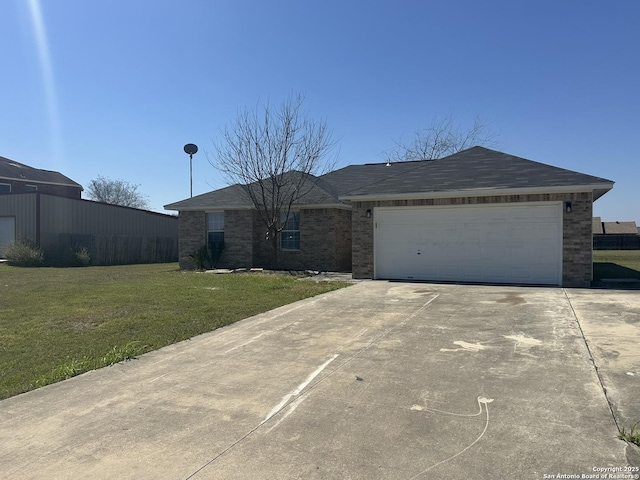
xmin=375 ymin=204 xmax=562 ymax=285
xmin=0 ymin=216 xmax=16 ymax=258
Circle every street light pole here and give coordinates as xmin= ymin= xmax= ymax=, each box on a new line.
xmin=183 ymin=143 xmax=198 ymax=198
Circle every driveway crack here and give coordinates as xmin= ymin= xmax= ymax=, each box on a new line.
xmin=562 ymin=288 xmax=621 ymax=432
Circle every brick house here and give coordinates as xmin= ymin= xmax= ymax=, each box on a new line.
xmin=0 ymin=155 xmax=82 ymax=199
xmin=593 ymin=217 xmax=640 ymax=250
xmin=165 ymin=147 xmax=614 ymax=286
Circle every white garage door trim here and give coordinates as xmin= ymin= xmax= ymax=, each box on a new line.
xmin=374 ymin=202 xmax=563 ymax=285
xmin=0 ymin=216 xmax=16 ymax=258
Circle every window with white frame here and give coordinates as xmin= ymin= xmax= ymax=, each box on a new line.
xmin=0 ymin=183 xmax=10 ymax=193
xmin=280 ymin=211 xmax=300 ymax=251
xmin=25 ymin=185 xmax=37 ymax=192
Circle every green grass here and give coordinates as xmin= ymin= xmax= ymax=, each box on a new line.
xmin=0 ymin=263 xmax=349 ymax=399
xmin=619 ymin=422 xmax=640 ymax=447
xmin=593 ymin=250 xmax=640 ymax=281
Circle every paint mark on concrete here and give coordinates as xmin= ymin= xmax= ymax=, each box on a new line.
xmin=503 ymin=334 xmax=541 ymax=346
xmin=439 ymin=341 xmax=487 ymax=353
xmin=224 ymin=332 xmax=266 ymax=354
xmin=411 ymin=405 xmax=424 ymax=411
xmin=149 ymin=373 xmax=168 ymax=383
xmin=503 ymin=334 xmax=542 ymax=347
xmin=261 ymin=354 xmax=339 ymax=426
xmin=409 ymin=396 xmax=495 ymax=479
xmin=352 ymin=328 xmax=368 ymax=340
xmin=267 ymin=396 xmax=306 ymax=432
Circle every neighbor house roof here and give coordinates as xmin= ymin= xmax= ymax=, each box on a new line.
xmin=602 ymin=221 xmax=638 ymax=234
xmin=592 ymin=217 xmax=604 ymax=235
xmin=165 ymin=146 xmax=614 ymax=210
xmin=0 ymin=155 xmax=82 ymax=189
xmin=165 ymin=171 xmax=347 ymax=211
xmin=338 ymin=147 xmax=614 ymax=200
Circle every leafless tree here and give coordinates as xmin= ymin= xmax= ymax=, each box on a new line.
xmin=86 ymin=176 xmax=150 ymax=209
xmin=209 ymin=93 xmax=336 ymax=267
xmin=386 ymin=114 xmax=498 ymax=162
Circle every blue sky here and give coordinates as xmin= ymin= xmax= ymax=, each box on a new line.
xmin=1 ymin=0 xmax=638 ymax=222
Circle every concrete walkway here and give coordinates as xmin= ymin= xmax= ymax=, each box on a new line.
xmin=0 ymin=282 xmax=637 ymax=479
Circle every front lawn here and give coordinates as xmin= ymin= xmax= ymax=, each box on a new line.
xmin=0 ymin=263 xmax=349 ymax=400
xmin=593 ymin=250 xmax=640 ymax=281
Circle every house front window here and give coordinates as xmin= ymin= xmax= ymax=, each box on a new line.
xmin=206 ymin=212 xmax=225 ymax=257
xmin=280 ymin=211 xmax=300 ymax=251
xmin=0 ymin=183 xmax=10 ymax=193
xmin=25 ymin=185 xmax=37 ymax=192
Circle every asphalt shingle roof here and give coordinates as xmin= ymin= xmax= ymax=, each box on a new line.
xmin=592 ymin=217 xmax=604 ymax=235
xmin=602 ymin=221 xmax=638 ymax=234
xmin=165 ymin=171 xmax=345 ymax=210
xmin=337 ymin=147 xmax=613 ymax=198
xmin=0 ymin=155 xmax=82 ymax=188
xmin=165 ymin=147 xmax=614 ymax=210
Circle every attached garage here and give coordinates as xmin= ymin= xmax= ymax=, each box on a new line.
xmin=0 ymin=216 xmax=16 ymax=258
xmin=344 ymin=147 xmax=615 ymax=287
xmin=374 ymin=203 xmax=562 ymax=285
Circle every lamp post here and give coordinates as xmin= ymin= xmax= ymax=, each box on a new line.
xmin=183 ymin=143 xmax=198 ymax=198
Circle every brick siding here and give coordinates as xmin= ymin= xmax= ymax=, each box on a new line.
xmin=217 ymin=210 xmax=253 ymax=269
xmin=352 ymin=192 xmax=594 ymax=286
xmin=177 ymin=210 xmax=205 ymax=269
xmin=561 ymin=192 xmax=593 ymax=286
xmin=179 ymin=207 xmax=352 ymax=272
xmin=252 ymin=208 xmax=352 ymax=271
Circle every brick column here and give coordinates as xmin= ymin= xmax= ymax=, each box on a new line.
xmin=178 ymin=210 xmax=205 ymax=269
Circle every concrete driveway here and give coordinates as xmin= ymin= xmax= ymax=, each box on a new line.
xmin=1 ymin=282 xmax=637 ymax=479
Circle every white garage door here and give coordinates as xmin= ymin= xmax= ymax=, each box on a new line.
xmin=0 ymin=216 xmax=16 ymax=258
xmin=374 ymin=203 xmax=562 ymax=285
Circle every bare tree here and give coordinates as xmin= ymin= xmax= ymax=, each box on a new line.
xmin=386 ymin=114 xmax=498 ymax=162
xmin=210 ymin=93 xmax=336 ymax=267
xmin=86 ymin=176 xmax=150 ymax=209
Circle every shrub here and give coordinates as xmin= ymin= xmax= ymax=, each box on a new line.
xmin=75 ymin=247 xmax=91 ymax=267
xmin=4 ymin=239 xmax=44 ymax=267
xmin=188 ymin=245 xmax=212 ymax=270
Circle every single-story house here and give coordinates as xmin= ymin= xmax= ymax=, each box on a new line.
xmin=593 ymin=217 xmax=640 ymax=250
xmin=165 ymin=146 xmax=614 ymax=287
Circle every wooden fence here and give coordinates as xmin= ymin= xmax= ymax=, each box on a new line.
xmin=53 ymin=233 xmax=178 ymax=265
xmin=593 ymin=235 xmax=640 ymax=250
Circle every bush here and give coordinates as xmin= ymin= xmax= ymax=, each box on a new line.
xmin=75 ymin=247 xmax=91 ymax=267
xmin=3 ymin=240 xmax=91 ymax=268
xmin=188 ymin=245 xmax=212 ymax=270
xmin=3 ymin=239 xmax=44 ymax=267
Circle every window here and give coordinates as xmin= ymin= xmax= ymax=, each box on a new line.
xmin=280 ymin=211 xmax=300 ymax=251
xmin=25 ymin=185 xmax=37 ymax=192
xmin=0 ymin=184 xmax=10 ymax=193
xmin=206 ymin=212 xmax=225 ymax=256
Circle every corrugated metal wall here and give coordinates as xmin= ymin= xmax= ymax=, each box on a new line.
xmin=0 ymin=193 xmax=178 ymax=264
xmin=0 ymin=193 xmax=37 ymax=241
xmin=39 ymin=195 xmax=177 ymax=237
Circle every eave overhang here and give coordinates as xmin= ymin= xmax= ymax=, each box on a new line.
xmin=339 ymin=183 xmax=614 ymax=202
xmin=164 ymin=203 xmax=352 ymax=212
